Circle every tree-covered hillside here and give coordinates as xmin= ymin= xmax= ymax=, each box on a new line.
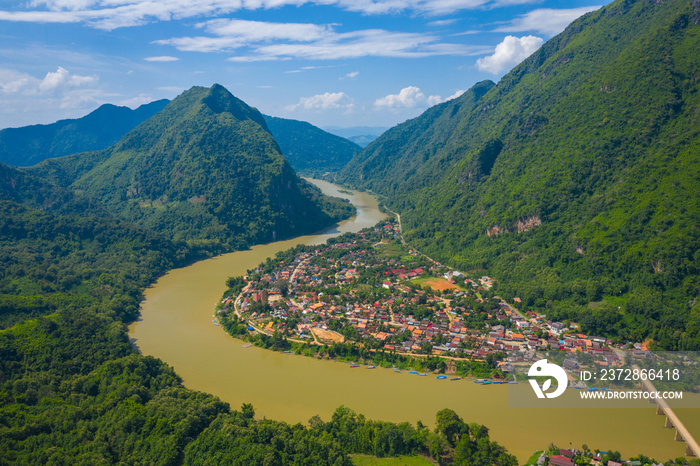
xmin=0 ymin=100 xmax=169 ymax=167
xmin=0 ymin=162 xmax=201 ymax=328
xmin=263 ymin=115 xmax=361 ymax=176
xmin=26 ymin=85 xmax=353 ymax=250
xmin=0 ymin=163 xmax=516 ymax=463
xmin=338 ymin=0 xmax=700 ymax=349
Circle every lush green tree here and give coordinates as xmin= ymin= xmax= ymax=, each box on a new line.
xmin=435 ymin=408 xmax=467 ymax=446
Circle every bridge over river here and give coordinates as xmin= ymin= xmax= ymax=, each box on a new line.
xmin=636 ymin=365 xmax=700 ymax=457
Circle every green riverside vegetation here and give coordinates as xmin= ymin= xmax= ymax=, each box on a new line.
xmin=0 ymin=161 xmax=201 ymax=328
xmin=337 ymin=0 xmax=700 ymax=350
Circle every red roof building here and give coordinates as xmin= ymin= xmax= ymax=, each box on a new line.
xmin=549 ymin=455 xmax=575 ymax=466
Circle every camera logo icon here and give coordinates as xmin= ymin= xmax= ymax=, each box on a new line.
xmin=528 ymin=359 xmax=568 ymax=399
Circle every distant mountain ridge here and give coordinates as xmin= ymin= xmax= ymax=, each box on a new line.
xmin=323 ymin=126 xmax=389 ymax=138
xmin=263 ymin=115 xmax=361 ymax=175
xmin=338 ymin=0 xmax=700 ymax=349
xmin=26 ymin=84 xmax=353 ymax=250
xmin=345 ymin=135 xmax=379 ymax=148
xmin=0 ymin=95 xmax=361 ymax=176
xmin=0 ymin=100 xmax=169 ymax=167
xmin=323 ymin=126 xmax=389 ymax=148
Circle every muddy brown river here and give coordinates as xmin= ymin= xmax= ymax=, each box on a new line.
xmin=129 ymin=180 xmax=697 ymax=461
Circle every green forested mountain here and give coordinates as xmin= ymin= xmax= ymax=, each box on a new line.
xmin=0 ymin=161 xmax=97 ymax=215
xmin=338 ymin=0 xmax=700 ymax=349
xmin=0 ymin=161 xmax=199 ymax=328
xmin=27 ymin=84 xmax=353 ymax=250
xmin=0 ymin=100 xmax=169 ymax=167
xmin=263 ymin=115 xmax=361 ymax=175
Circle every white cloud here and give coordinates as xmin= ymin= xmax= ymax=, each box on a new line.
xmin=0 ymin=66 xmax=97 ymax=96
xmin=453 ymin=29 xmax=482 ymax=36
xmin=344 ymin=71 xmax=359 ymax=79
xmin=228 ymin=54 xmax=288 ymax=62
xmin=428 ymin=18 xmax=459 ymax=27
xmin=203 ymin=18 xmax=331 ymax=42
xmin=427 ymin=94 xmax=444 ymax=106
xmin=443 ymin=89 xmax=465 ymax=101
xmin=374 ymin=86 xmax=462 ymax=109
xmin=154 ymin=19 xmax=333 ymax=53
xmin=495 ymin=6 xmax=602 ymax=36
xmin=0 ymin=69 xmax=34 ymax=94
xmin=0 ymin=0 xmax=547 ymax=30
xmin=0 ymin=67 xmax=104 ymax=128
xmin=227 ymin=30 xmax=446 ymax=60
xmin=30 ymin=0 xmax=97 ymax=11
xmin=158 ymin=20 xmax=492 ymax=61
xmin=489 ymin=0 xmax=544 ymax=6
xmin=38 ymin=66 xmax=95 ymax=93
xmin=284 ymin=65 xmax=336 ymax=74
xmin=117 ymin=93 xmax=158 ymax=109
xmin=286 ymin=92 xmax=354 ymax=112
xmin=57 ymin=88 xmax=103 ymax=109
xmin=144 ymin=56 xmax=179 ymax=62
xmin=475 ymin=35 xmax=543 ymax=74
xmin=375 ymin=86 xmax=425 ymax=109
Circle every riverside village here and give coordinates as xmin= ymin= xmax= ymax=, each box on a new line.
xmin=214 ymin=218 xmax=699 ymax=464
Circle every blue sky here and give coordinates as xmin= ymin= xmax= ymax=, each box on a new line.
xmin=0 ymin=0 xmax=606 ymax=130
